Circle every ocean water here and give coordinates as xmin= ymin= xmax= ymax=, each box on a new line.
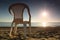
xmin=0 ymin=22 xmax=60 ymax=27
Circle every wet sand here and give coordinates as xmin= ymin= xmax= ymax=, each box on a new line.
xmin=0 ymin=26 xmax=60 ymax=32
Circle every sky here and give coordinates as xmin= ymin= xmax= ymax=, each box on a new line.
xmin=0 ymin=0 xmax=60 ymax=22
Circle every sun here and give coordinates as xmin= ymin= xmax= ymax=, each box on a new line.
xmin=42 ymin=11 xmax=47 ymax=17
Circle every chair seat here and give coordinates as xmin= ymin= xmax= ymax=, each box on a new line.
xmin=23 ymin=21 xmax=30 ymax=24
xmin=13 ymin=19 xmax=29 ymax=24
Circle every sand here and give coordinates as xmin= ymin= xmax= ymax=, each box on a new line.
xmin=0 ymin=26 xmax=60 ymax=40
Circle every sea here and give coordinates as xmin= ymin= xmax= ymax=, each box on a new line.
xmin=0 ymin=22 xmax=60 ymax=27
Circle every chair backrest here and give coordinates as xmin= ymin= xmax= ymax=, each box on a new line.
xmin=9 ymin=3 xmax=30 ymax=20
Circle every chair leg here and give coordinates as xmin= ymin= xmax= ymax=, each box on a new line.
xmin=14 ymin=23 xmax=17 ymax=35
xmin=23 ymin=23 xmax=27 ymax=39
xmin=9 ymin=22 xmax=14 ymax=37
xmin=29 ymin=23 xmax=31 ymax=37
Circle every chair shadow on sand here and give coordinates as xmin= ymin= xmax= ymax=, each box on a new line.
xmin=8 ymin=3 xmax=31 ymax=39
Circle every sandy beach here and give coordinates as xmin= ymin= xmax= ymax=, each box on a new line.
xmin=0 ymin=26 xmax=60 ymax=40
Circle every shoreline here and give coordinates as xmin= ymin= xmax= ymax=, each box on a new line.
xmin=0 ymin=26 xmax=60 ymax=32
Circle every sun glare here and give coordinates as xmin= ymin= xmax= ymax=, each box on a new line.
xmin=42 ymin=22 xmax=47 ymax=27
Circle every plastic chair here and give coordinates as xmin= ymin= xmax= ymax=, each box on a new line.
xmin=9 ymin=3 xmax=31 ymax=38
